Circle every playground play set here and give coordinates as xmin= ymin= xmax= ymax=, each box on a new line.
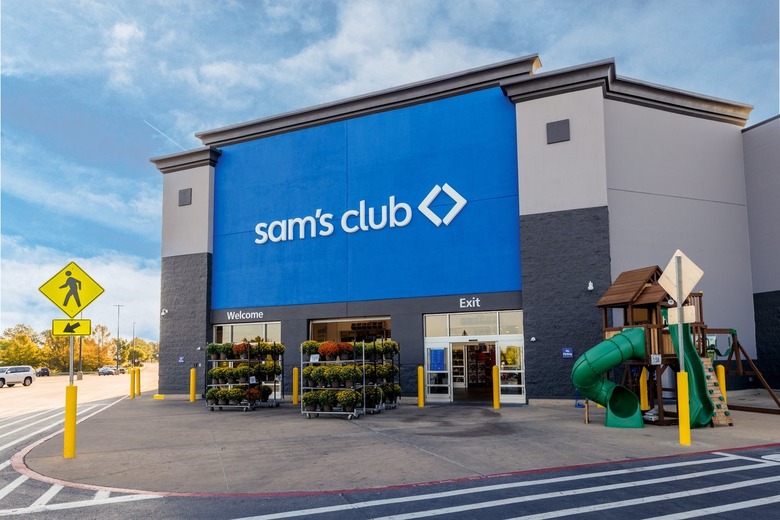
xmin=572 ymin=265 xmax=780 ymax=428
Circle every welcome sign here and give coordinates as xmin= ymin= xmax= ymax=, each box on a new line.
xmin=212 ymin=87 xmax=522 ymax=309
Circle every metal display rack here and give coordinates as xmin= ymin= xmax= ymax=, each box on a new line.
xmin=205 ymin=342 xmax=285 ymax=412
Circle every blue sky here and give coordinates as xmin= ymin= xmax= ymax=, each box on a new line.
xmin=1 ymin=0 xmax=778 ymax=343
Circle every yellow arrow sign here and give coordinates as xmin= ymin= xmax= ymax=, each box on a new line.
xmin=52 ymin=319 xmax=92 ymax=337
xmin=39 ymin=262 xmax=104 ymax=318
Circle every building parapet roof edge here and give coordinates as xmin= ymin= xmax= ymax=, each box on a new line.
xmin=150 ymin=146 xmax=222 ymax=174
xmin=503 ymin=58 xmax=752 ymax=126
xmin=194 ymin=54 xmax=541 ymax=147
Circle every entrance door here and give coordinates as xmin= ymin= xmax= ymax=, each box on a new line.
xmin=497 ymin=340 xmax=525 ymax=404
xmin=425 ymin=343 xmax=452 ymax=403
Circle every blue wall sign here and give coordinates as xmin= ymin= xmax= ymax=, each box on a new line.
xmin=562 ymin=348 xmax=574 ymax=359
xmin=212 ymin=88 xmax=521 ymax=309
xmin=430 ymin=349 xmax=446 ymax=371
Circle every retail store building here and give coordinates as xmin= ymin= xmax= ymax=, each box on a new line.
xmin=151 ymin=55 xmax=779 ymax=402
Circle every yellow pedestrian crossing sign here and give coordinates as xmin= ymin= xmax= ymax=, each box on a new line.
xmin=52 ymin=319 xmax=92 ymax=337
xmin=39 ymin=262 xmax=104 ymax=318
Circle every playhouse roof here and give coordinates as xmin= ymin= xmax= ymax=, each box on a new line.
xmin=597 ymin=266 xmax=668 ymax=308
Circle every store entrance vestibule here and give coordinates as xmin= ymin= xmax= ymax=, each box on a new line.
xmin=452 ymin=342 xmax=495 ymax=402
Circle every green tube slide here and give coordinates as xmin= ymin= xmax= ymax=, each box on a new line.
xmin=668 ymin=322 xmax=714 ymax=428
xmin=571 ymin=328 xmax=646 ymax=428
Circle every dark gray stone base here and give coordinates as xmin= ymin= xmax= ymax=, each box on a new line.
xmin=159 ymin=253 xmax=212 ymax=394
xmin=520 ymin=206 xmax=612 ymax=399
xmin=754 ymin=290 xmax=780 ymax=389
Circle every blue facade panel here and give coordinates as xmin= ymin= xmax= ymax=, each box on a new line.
xmin=212 ymin=87 xmax=521 ymax=309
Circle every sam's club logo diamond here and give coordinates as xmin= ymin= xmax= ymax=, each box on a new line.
xmin=418 ymin=184 xmax=467 ymax=226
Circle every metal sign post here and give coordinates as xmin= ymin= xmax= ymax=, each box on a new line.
xmin=40 ymin=262 xmax=103 ymax=459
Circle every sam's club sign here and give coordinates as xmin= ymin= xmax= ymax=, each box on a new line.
xmin=254 ymin=184 xmax=466 ymax=245
xmin=212 ymin=87 xmax=521 ymax=308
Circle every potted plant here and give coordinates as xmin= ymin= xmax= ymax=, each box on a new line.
xmin=364 ymin=386 xmax=383 ymax=408
xmin=253 ymin=341 xmax=271 ymax=359
xmin=244 ymin=386 xmax=261 ymax=404
xmin=259 ymin=384 xmax=273 ymax=402
xmin=254 ymin=363 xmax=268 ymax=382
xmin=340 ymin=365 xmax=360 ymax=388
xmin=318 ymin=341 xmax=340 ymax=361
xmin=300 ymin=340 xmax=320 ymax=361
xmin=205 ymin=387 xmax=220 ymax=405
xmin=382 ymin=339 xmax=399 ymax=359
xmin=269 ymin=342 xmax=286 ymax=359
xmin=219 ymin=343 xmax=233 ymax=360
xmin=337 ymin=342 xmax=353 ymax=360
xmin=232 ymin=341 xmax=250 ymax=359
xmin=216 ymin=388 xmax=230 ymax=405
xmin=206 ymin=343 xmax=222 ymax=360
xmin=302 ymin=365 xmax=318 ymax=387
xmin=336 ymin=389 xmax=361 ymax=412
xmin=226 ymin=387 xmax=244 ymax=405
xmin=323 ymin=365 xmax=342 ymax=388
xmin=207 ymin=366 xmax=225 ymax=385
xmin=223 ymin=367 xmax=237 ymax=384
xmin=319 ymin=390 xmax=338 ymax=412
xmin=236 ymin=363 xmax=253 ymax=383
xmin=362 ymin=363 xmax=376 ymax=383
xmin=302 ymin=390 xmax=320 ymax=411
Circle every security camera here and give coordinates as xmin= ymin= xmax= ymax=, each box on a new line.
xmin=160 ymin=309 xmax=168 ymax=316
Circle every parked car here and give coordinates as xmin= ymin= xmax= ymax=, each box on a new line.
xmin=0 ymin=365 xmax=36 ymax=387
xmin=36 ymin=367 xmax=50 ymax=376
xmin=98 ymin=366 xmax=116 ymax=375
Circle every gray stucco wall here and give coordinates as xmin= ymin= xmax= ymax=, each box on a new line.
xmin=520 ymin=206 xmax=612 ymax=399
xmin=159 ymin=253 xmax=212 ymax=394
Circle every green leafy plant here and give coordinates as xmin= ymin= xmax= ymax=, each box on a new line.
xmin=206 ymin=343 xmax=222 ymax=357
xmin=364 ymin=386 xmax=383 ymax=407
xmin=269 ymin=342 xmax=285 ymax=356
xmin=236 ymin=364 xmax=253 ymax=381
xmin=302 ymin=365 xmax=318 ymax=384
xmin=300 ymin=340 xmax=320 ymax=355
xmin=259 ymin=385 xmax=273 ymax=401
xmin=207 ymin=366 xmax=226 ymax=381
xmin=226 ymin=387 xmax=245 ymax=403
xmin=340 ymin=365 xmax=360 ymax=384
xmin=205 ymin=388 xmax=221 ymax=401
xmin=302 ymin=390 xmax=320 ymax=407
xmin=381 ymin=340 xmax=399 ymax=357
xmin=320 ymin=390 xmax=338 ymax=408
xmin=220 ymin=343 xmax=234 ymax=358
xmin=323 ymin=365 xmax=342 ymax=385
xmin=336 ymin=389 xmax=361 ymax=409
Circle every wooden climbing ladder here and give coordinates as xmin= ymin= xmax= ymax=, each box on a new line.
xmin=701 ymin=357 xmax=732 ymax=426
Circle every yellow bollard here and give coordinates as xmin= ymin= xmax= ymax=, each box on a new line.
xmin=677 ymin=371 xmax=691 ymax=446
xmin=639 ymin=367 xmax=649 ymax=411
xmin=63 ymin=385 xmax=78 ymax=458
xmin=292 ymin=367 xmax=299 ymax=405
xmin=492 ymin=365 xmax=500 ymax=409
xmin=190 ymin=368 xmax=197 ymax=402
xmin=135 ymin=366 xmax=141 ymax=395
xmin=129 ymin=368 xmax=136 ymax=399
xmin=715 ymin=365 xmax=727 ymax=403
xmin=417 ymin=366 xmax=424 ymax=408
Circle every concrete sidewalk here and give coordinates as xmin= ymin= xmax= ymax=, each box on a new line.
xmin=19 ymin=390 xmax=780 ymax=495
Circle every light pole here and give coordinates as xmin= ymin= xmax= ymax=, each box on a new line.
xmin=114 ymin=304 xmax=123 ymax=372
xmin=132 ymin=322 xmax=136 ymax=367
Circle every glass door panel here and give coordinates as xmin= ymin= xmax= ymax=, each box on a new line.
xmin=497 ymin=340 xmax=525 ymax=404
xmin=425 ymin=343 xmax=451 ymax=402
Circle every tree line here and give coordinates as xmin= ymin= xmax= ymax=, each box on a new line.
xmin=0 ymin=323 xmax=159 ymax=372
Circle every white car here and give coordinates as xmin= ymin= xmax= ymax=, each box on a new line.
xmin=0 ymin=365 xmax=36 ymax=387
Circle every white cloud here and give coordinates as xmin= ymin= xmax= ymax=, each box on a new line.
xmin=104 ymin=21 xmax=145 ymax=92
xmin=2 ymin=136 xmax=161 ymax=237
xmin=0 ymin=235 xmax=161 ymax=342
